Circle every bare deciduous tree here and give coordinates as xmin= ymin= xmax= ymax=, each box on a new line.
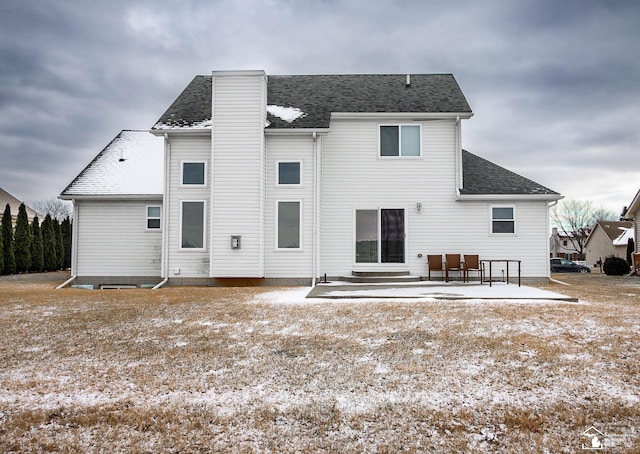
xmin=551 ymin=199 xmax=619 ymax=259
xmin=32 ymin=198 xmax=73 ymax=221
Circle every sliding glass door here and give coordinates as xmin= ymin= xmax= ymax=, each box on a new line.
xmin=355 ymin=209 xmax=405 ymax=264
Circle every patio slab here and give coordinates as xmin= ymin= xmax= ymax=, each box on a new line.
xmin=307 ymin=281 xmax=577 ymax=301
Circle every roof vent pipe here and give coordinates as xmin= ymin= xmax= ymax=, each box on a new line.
xmin=406 ymin=74 xmax=411 ymax=87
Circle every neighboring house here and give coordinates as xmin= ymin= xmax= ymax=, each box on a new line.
xmin=584 ymin=220 xmax=634 ymax=267
xmin=623 ymin=188 xmax=640 ymax=259
xmin=61 ymin=70 xmax=562 ymax=288
xmin=0 ymin=187 xmax=39 ymax=226
xmin=549 ymin=227 xmax=583 ymax=261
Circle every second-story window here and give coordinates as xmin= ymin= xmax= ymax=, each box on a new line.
xmin=380 ymin=125 xmax=421 ymax=157
xmin=278 ymin=161 xmax=301 ymax=186
xmin=182 ymin=161 xmax=206 ymax=186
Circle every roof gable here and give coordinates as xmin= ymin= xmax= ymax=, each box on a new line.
xmin=0 ymin=187 xmax=38 ymax=219
xmin=460 ymin=150 xmax=560 ymax=197
xmin=152 ymin=73 xmax=472 ymax=130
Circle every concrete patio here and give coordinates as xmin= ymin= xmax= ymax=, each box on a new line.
xmin=307 ymin=280 xmax=577 ymax=301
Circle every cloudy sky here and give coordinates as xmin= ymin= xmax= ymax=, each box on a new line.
xmin=1 ymin=0 xmax=638 ymax=214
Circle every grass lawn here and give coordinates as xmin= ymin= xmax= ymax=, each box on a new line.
xmin=0 ymin=272 xmax=639 ymax=452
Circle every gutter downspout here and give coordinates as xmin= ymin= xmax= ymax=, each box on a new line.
xmin=152 ymin=277 xmax=168 ymax=290
xmin=312 ymin=131 xmax=318 ymax=287
xmin=455 ymin=116 xmax=462 ymax=191
xmin=58 ymin=199 xmax=80 ymax=289
xmin=160 ymin=133 xmax=171 ymax=283
xmin=56 ymin=275 xmax=76 ymax=289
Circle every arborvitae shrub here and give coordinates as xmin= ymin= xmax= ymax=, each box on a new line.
xmin=30 ymin=216 xmax=44 ymax=272
xmin=1 ymin=204 xmax=16 ymax=275
xmin=603 ymin=255 xmax=630 ymax=276
xmin=14 ymin=203 xmax=32 ymax=273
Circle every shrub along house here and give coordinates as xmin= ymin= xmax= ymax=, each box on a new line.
xmin=61 ymin=70 xmax=562 ymax=288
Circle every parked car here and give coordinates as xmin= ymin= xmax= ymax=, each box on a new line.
xmin=550 ymin=258 xmax=591 ymax=273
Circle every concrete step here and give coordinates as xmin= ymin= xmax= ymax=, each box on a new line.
xmin=340 ymin=271 xmax=422 ymax=284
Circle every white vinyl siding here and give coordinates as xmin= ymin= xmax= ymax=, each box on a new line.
xmin=75 ymin=200 xmax=162 ymax=276
xmin=320 ymin=118 xmax=552 ymax=280
xmin=265 ymin=134 xmax=314 ymax=278
xmin=210 ymin=71 xmax=266 ymax=277
xmin=166 ymin=135 xmax=211 ymax=277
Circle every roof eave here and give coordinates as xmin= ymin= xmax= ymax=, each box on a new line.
xmin=264 ymin=128 xmax=330 ymax=136
xmin=624 ymin=188 xmax=640 ymax=217
xmin=60 ymin=194 xmax=163 ymax=201
xmin=331 ymin=112 xmax=474 ymax=120
xmin=149 ymin=128 xmax=210 ymax=136
xmin=456 ymin=191 xmax=564 ymax=202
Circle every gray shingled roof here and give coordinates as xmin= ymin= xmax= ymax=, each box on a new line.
xmin=461 ymin=150 xmax=559 ymax=196
xmin=153 ymin=74 xmax=472 ymax=130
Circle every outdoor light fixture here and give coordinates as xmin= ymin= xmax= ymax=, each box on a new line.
xmin=416 ymin=201 xmax=422 ymax=213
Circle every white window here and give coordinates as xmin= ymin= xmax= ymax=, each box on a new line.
xmin=380 ymin=125 xmax=421 ymax=157
xmin=276 ymin=201 xmax=301 ymax=249
xmin=181 ymin=161 xmax=206 ymax=186
xmin=491 ymin=206 xmax=515 ymax=234
xmin=180 ymin=201 xmax=206 ymax=249
xmin=277 ymin=161 xmax=302 ymax=186
xmin=146 ymin=206 xmax=161 ymax=230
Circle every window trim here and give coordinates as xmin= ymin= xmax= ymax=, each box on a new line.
xmin=378 ymin=124 xmax=422 ymax=158
xmin=276 ymin=160 xmax=303 ymax=187
xmin=180 ymin=160 xmax=207 ymax=187
xmin=490 ymin=205 xmax=516 ymax=235
xmin=145 ymin=205 xmax=162 ymax=231
xmin=275 ymin=200 xmax=303 ymax=250
xmin=179 ymin=200 xmax=207 ymax=250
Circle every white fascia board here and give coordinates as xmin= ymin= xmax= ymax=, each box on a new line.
xmin=624 ymin=188 xmax=640 ymax=217
xmin=455 ymin=192 xmax=564 ymax=202
xmin=59 ymin=194 xmax=163 ymax=201
xmin=331 ymin=112 xmax=474 ymax=120
xmin=264 ymin=128 xmax=330 ymax=136
xmin=149 ymin=128 xmax=210 ymax=137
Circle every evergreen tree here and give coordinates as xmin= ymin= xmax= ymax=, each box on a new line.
xmin=30 ymin=216 xmax=44 ymax=272
xmin=61 ymin=217 xmax=72 ymax=269
xmin=14 ymin=203 xmax=32 ymax=273
xmin=54 ymin=218 xmax=63 ymax=270
xmin=1 ymin=204 xmax=16 ymax=275
xmin=0 ymin=208 xmax=3 ymax=273
xmin=42 ymin=214 xmax=57 ymax=272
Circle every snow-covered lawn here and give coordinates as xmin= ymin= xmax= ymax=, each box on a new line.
xmin=1 ymin=276 xmax=638 ymax=452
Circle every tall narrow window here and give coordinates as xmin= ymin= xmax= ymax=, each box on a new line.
xmin=146 ymin=206 xmax=161 ymax=230
xmin=491 ymin=206 xmax=515 ymax=234
xmin=181 ymin=201 xmax=205 ymax=249
xmin=182 ymin=162 xmax=206 ymax=186
xmin=380 ymin=125 xmax=421 ymax=157
xmin=277 ymin=201 xmax=301 ymax=249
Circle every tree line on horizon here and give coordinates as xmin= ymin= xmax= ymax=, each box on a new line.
xmin=1 ymin=203 xmax=72 ymax=275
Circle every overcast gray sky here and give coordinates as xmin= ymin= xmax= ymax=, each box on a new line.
xmin=1 ymin=0 xmax=638 ymax=214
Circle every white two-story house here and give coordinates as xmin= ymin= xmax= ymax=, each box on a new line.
xmin=61 ymin=70 xmax=562 ymax=288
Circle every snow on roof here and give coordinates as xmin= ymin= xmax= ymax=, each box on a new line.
xmin=266 ymin=105 xmax=306 ymax=124
xmin=613 ymin=227 xmax=634 ymax=246
xmin=61 ymin=130 xmax=164 ymax=198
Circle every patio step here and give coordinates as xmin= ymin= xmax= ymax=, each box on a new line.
xmin=340 ymin=271 xmax=422 ymax=284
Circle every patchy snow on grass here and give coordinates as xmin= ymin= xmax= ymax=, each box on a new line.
xmin=1 ymin=276 xmax=639 ymax=452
